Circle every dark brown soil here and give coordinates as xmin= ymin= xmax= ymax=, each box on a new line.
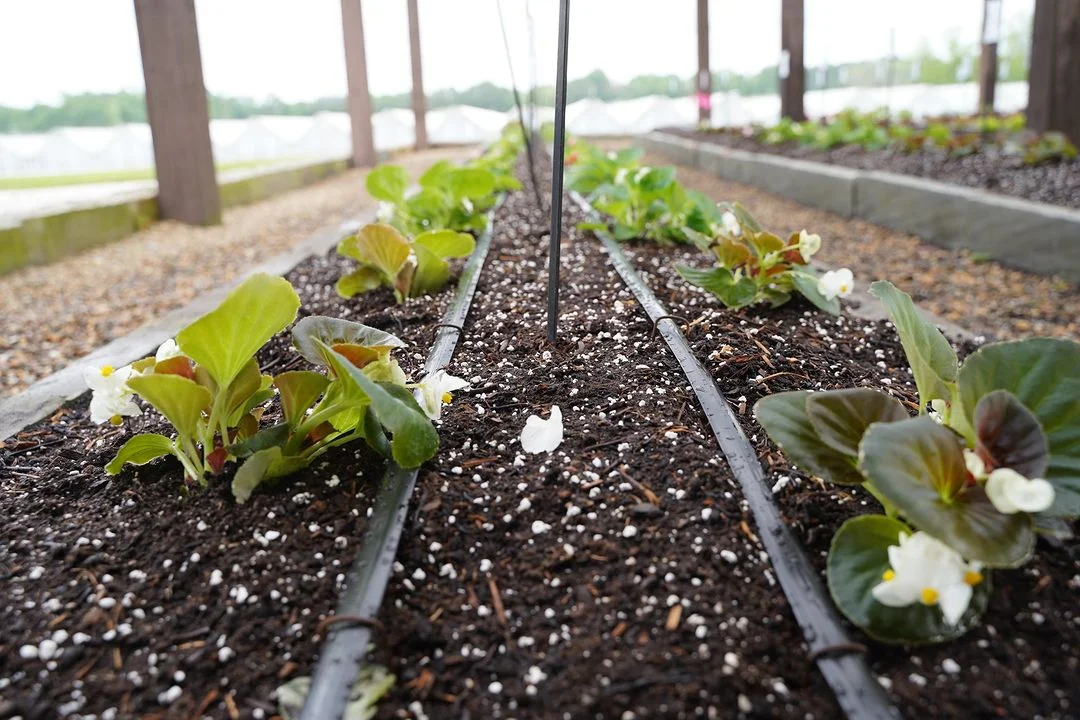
xmin=371 ymin=161 xmax=838 ymax=719
xmin=1 ymin=164 xmax=842 ymax=719
xmin=621 ymin=239 xmax=1080 ymax=719
xmin=668 ymin=128 xmax=1080 ymax=210
xmin=0 ymin=249 xmax=449 ymax=719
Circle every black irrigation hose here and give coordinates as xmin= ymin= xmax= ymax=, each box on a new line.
xmin=570 ymin=192 xmax=901 ymax=720
xmin=299 ymin=205 xmax=499 ymax=720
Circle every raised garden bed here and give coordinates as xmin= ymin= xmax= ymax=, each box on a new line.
xmin=3 ymin=132 xmax=1078 ymax=720
xmin=667 ymin=120 xmax=1080 ymax=210
xmin=642 ymin=131 xmax=1080 ymax=284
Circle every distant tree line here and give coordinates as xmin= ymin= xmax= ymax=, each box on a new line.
xmin=0 ymin=21 xmax=1031 ymax=134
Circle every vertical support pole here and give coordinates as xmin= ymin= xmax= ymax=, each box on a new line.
xmin=978 ymin=0 xmax=1002 ymax=112
xmin=779 ymin=0 xmax=805 ymax=121
xmin=134 ymin=0 xmax=220 ymax=226
xmin=547 ymin=0 xmax=570 ymax=343
xmin=696 ymin=0 xmax=711 ymax=124
xmin=407 ymin=0 xmax=428 ymax=150
xmin=341 ymin=0 xmax=376 ymax=167
xmin=1028 ymin=0 xmax=1080 ymax=140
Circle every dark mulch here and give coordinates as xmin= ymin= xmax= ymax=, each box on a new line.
xmin=371 ymin=160 xmax=838 ymax=719
xmin=622 ymin=239 xmax=1080 ymax=719
xmin=667 ymin=127 xmax=1080 ymax=209
xmin=1 ymin=163 xmax=842 ymax=719
xmin=0 ymin=249 xmax=448 ymax=719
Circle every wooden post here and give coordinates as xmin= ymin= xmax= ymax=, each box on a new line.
xmin=978 ymin=0 xmax=1002 ymax=112
xmin=406 ymin=0 xmax=428 ymax=149
xmin=779 ymin=0 xmax=805 ymax=121
xmin=134 ymin=0 xmax=220 ymax=226
xmin=1028 ymin=0 xmax=1080 ymax=140
xmin=341 ymin=0 xmax=376 ymax=166
xmin=696 ymin=0 xmax=711 ymax=124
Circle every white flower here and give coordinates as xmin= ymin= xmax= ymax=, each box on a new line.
xmin=633 ymin=166 xmax=651 ymax=183
xmin=83 ymin=364 xmax=141 ymax=425
xmin=414 ymin=370 xmax=470 ymax=421
xmin=985 ymin=467 xmax=1055 ymax=514
xmin=798 ymin=229 xmax=821 ymax=261
xmin=871 ymin=531 xmax=982 ymax=626
xmin=155 ymin=339 xmax=183 ymax=363
xmin=614 ymin=168 xmax=629 ymax=185
xmin=375 ymin=201 xmax=396 ymax=223
xmin=963 ymin=449 xmax=987 ymax=479
xmin=817 ymin=268 xmax=854 ymax=300
xmin=520 ymin=405 xmax=564 ymax=454
xmin=720 ymin=211 xmax=742 ymax=238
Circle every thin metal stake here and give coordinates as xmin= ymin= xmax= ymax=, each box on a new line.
xmin=547 ymin=0 xmax=570 ymax=343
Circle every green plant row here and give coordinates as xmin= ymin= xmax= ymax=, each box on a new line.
xmin=87 ymin=273 xmax=466 ymax=504
xmin=336 ymin=124 xmax=525 ymax=302
xmin=566 ymin=140 xmax=854 ymax=315
xmin=709 ymin=108 xmax=1076 ymax=165
xmin=566 ymin=138 xmax=1079 ymax=647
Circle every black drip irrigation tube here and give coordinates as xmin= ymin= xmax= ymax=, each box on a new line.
xmin=569 ymin=193 xmax=901 ymax=720
xmin=299 ymin=204 xmax=499 ymax=720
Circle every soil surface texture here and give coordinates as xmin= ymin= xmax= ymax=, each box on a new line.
xmin=620 ymin=238 xmax=1080 ymax=719
xmin=371 ymin=158 xmax=837 ymax=719
xmin=668 ymin=127 xmax=1080 ymax=210
xmin=2 ymin=158 xmax=842 ymax=719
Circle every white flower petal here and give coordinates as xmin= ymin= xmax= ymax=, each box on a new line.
xmin=871 ymin=578 xmax=921 ymax=607
xmin=1007 ymin=475 xmax=1055 ymax=513
xmin=155 ymin=339 xmax=183 ymax=363
xmin=963 ymin=449 xmax=986 ymax=479
xmin=985 ymin=468 xmax=1022 ymax=514
xmin=520 ymin=405 xmax=564 ymax=454
xmin=938 ymin=584 xmax=973 ymax=626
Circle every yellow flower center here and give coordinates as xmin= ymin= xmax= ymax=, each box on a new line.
xmin=101 ymin=365 xmax=115 ymax=377
xmin=920 ymin=587 xmax=939 ymax=605
xmin=964 ymin=570 xmax=984 ymax=586
xmin=882 ymin=569 xmax=896 ymax=581
xmin=839 ymin=283 xmax=850 ymax=294
xmin=441 ymin=392 xmax=453 ymax=404
xmin=109 ymin=415 xmax=123 ymax=426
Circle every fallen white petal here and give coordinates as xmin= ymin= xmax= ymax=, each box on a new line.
xmin=520 ymin=405 xmax=564 ymax=454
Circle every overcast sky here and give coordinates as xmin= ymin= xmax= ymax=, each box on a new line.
xmin=0 ymin=0 xmax=1033 ymax=108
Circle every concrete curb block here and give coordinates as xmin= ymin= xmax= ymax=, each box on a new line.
xmin=642 ymin=131 xmax=1080 ymax=283
xmin=0 ymin=211 xmax=370 ymax=443
xmin=0 ymin=156 xmax=353 ymax=277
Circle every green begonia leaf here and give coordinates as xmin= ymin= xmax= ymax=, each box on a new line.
xmin=827 ymin=515 xmax=991 ymax=644
xmin=410 ymin=245 xmax=451 ymax=297
xmin=869 ymin=281 xmax=958 ymax=409
xmin=973 ymin=389 xmax=1049 ymax=479
xmin=343 ymin=224 xmax=411 ymax=281
xmin=791 ymin=270 xmax=840 ymax=315
xmin=105 ymin=433 xmax=176 ymax=475
xmin=176 ymin=273 xmax=300 ymax=389
xmin=859 ymin=417 xmax=1034 ymax=567
xmin=413 ymin=229 xmax=475 ymax=260
xmin=127 ymin=373 xmax=212 ymax=440
xmin=318 ymin=342 xmax=438 ymax=468
xmin=448 ymin=167 xmax=496 ymax=201
xmin=292 ymin=316 xmax=406 ymax=368
xmin=806 ymin=387 xmax=909 ymax=457
xmin=958 ymin=338 xmax=1080 ymax=517
xmin=232 ymin=446 xmax=310 ymax=503
xmin=365 ymin=164 xmax=409 ymax=204
xmin=274 ymin=371 xmax=330 ymax=428
xmin=756 ymin=390 xmax=875 ymax=485
xmin=674 ymin=264 xmax=758 ymax=309
xmin=336 ymin=267 xmax=386 ymax=298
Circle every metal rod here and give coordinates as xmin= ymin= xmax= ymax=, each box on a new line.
xmin=547 ymin=0 xmax=570 ymax=343
xmin=495 ymin=0 xmax=544 ymax=211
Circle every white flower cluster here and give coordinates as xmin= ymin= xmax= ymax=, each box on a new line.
xmin=82 ymin=339 xmax=183 ymax=426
